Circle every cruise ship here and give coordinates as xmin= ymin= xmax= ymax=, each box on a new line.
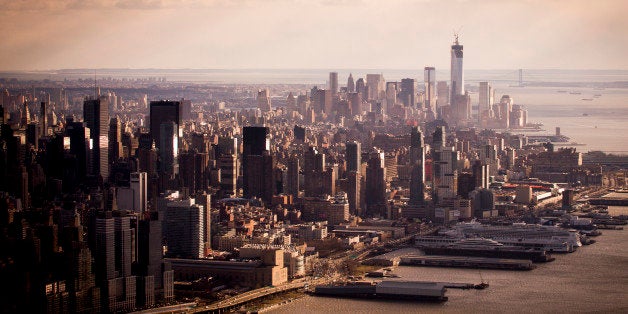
xmin=444 ymin=221 xmax=581 ymax=253
xmin=415 ymin=235 xmax=572 ymax=253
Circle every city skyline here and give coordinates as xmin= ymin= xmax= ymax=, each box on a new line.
xmin=1 ymin=0 xmax=627 ymax=71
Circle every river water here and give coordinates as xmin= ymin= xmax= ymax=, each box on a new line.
xmin=497 ymin=86 xmax=628 ymax=153
xmin=271 ymin=207 xmax=628 ymax=313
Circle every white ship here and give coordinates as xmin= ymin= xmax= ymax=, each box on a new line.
xmin=437 ymin=221 xmax=581 ymax=253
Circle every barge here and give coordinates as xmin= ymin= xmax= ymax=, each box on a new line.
xmin=313 ymin=280 xmax=448 ymax=302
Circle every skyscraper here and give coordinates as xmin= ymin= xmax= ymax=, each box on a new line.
xmin=355 ymin=78 xmax=366 ymax=99
xmin=366 ymin=74 xmax=385 ymax=101
xmin=303 ymin=146 xmax=326 ymax=197
xmin=136 ymin=211 xmax=174 ymax=307
xmin=242 ymin=126 xmax=275 ymax=202
xmin=149 ymin=100 xmax=181 ymax=151
xmin=365 ymin=148 xmax=387 ymax=217
xmin=109 ymin=117 xmax=122 ymax=164
xmin=347 ymin=73 xmax=355 ymax=93
xmin=424 ymin=67 xmax=436 ymax=112
xmin=400 ymin=78 xmax=416 ymax=107
xmin=409 ymin=127 xmax=425 ymax=205
xmin=329 ymin=72 xmax=338 ymax=96
xmin=346 ymin=141 xmax=361 ymax=173
xmin=83 ymin=96 xmax=110 ymax=180
xmin=432 ymin=126 xmax=446 ymax=148
xmin=40 ymin=101 xmax=47 ymax=137
xmin=436 ymin=81 xmax=449 ymax=110
xmin=159 ymin=121 xmax=179 ymax=179
xmin=257 ymin=89 xmax=272 ymax=112
xmin=162 ymin=196 xmax=205 ymax=259
xmin=478 ymin=81 xmax=492 ymax=126
xmin=131 ymin=172 xmax=148 ymax=213
xmin=450 ymin=35 xmax=464 ymax=100
xmin=285 ymin=157 xmax=300 ymax=198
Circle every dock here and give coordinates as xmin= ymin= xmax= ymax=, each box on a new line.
xmin=400 ymin=255 xmax=536 ymax=271
xmin=313 ymin=280 xmax=448 ymax=302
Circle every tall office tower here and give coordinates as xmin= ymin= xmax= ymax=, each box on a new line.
xmin=26 ymin=122 xmax=39 ymax=150
xmin=499 ymin=95 xmax=513 ymax=129
xmin=424 ymin=67 xmax=436 ymax=112
xmin=257 ymin=89 xmax=272 ymax=112
xmin=159 ymin=121 xmax=179 ymax=178
xmin=409 ymin=127 xmax=426 ymax=205
xmin=366 ymin=74 xmax=385 ymax=101
xmin=149 ymin=100 xmax=181 ymax=151
xmin=436 ymin=81 xmax=449 ymax=109
xmin=137 ymin=133 xmax=158 ymax=175
xmin=400 ymin=78 xmax=416 ymax=107
xmin=180 ymin=98 xmax=192 ymax=121
xmin=162 ymin=197 xmax=205 ymax=259
xmin=178 ymin=151 xmax=208 ymax=193
xmin=450 ymin=35 xmax=464 ymax=100
xmin=433 ymin=147 xmax=459 ymax=201
xmin=20 ymin=101 xmax=30 ymax=126
xmin=432 ymin=126 xmax=446 ymax=148
xmin=329 ymin=72 xmax=339 ymax=96
xmin=131 ymin=172 xmax=148 ymax=213
xmin=348 ymin=92 xmax=362 ymax=116
xmin=286 ymin=92 xmax=297 ymax=112
xmin=385 ymin=82 xmax=397 ymax=107
xmin=66 ymin=121 xmax=91 ymax=182
xmin=136 ymin=211 xmax=173 ymax=307
xmin=303 ymin=146 xmax=326 ymax=197
xmin=40 ymin=102 xmax=47 ymax=137
xmin=109 ymin=117 xmax=122 ymax=164
xmin=478 ymin=82 xmax=493 ymax=117
xmin=346 ymin=141 xmax=361 ymax=173
xmin=84 ymin=96 xmax=110 ymax=180
xmin=242 ymin=126 xmax=275 ymax=202
xmin=347 ymin=171 xmax=362 ymax=216
xmin=365 ymin=148 xmax=387 ymax=217
xmin=113 ymin=213 xmax=133 ymax=278
xmin=355 ymin=78 xmax=366 ymax=99
xmin=93 ymin=211 xmax=115 ymax=312
xmin=296 ymin=94 xmax=310 ymax=115
xmin=218 ymin=154 xmax=237 ymax=197
xmin=285 ymin=157 xmax=300 ymax=198
xmin=311 ymin=88 xmax=333 ymax=115
xmin=347 ymin=73 xmax=355 ymax=93
xmin=60 ymin=211 xmax=101 ymax=313
xmin=505 ymin=147 xmax=516 ymax=170
xmin=472 ymin=160 xmax=490 ymax=189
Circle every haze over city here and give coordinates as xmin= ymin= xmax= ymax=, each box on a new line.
xmin=1 ymin=0 xmax=627 ymax=71
xmin=2 ymin=1 xmax=628 ymax=313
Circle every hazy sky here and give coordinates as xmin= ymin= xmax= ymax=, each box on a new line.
xmin=1 ymin=0 xmax=627 ymax=71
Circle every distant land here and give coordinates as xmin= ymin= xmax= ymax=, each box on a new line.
xmin=1 ymin=69 xmax=628 ymax=86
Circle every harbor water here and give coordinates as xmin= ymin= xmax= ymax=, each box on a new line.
xmin=271 ymin=206 xmax=628 ymax=313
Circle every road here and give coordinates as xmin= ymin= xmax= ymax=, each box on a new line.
xmin=190 ymin=226 xmax=439 ymax=313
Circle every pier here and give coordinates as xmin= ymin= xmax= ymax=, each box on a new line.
xmin=588 ymin=198 xmax=628 ymax=206
xmin=400 ymin=255 xmax=535 ymax=271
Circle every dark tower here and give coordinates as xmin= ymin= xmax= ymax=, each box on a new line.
xmin=83 ymin=96 xmax=110 ymax=180
xmin=149 ymin=100 xmax=181 ymax=150
xmin=346 ymin=141 xmax=361 ymax=173
xmin=242 ymin=126 xmax=275 ymax=203
xmin=409 ymin=127 xmax=425 ymax=205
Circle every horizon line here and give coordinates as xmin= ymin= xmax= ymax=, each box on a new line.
xmin=3 ymin=67 xmax=628 ymax=73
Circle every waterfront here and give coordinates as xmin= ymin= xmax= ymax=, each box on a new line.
xmin=271 ymin=208 xmax=628 ymax=313
xmin=498 ymin=86 xmax=628 ymax=153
